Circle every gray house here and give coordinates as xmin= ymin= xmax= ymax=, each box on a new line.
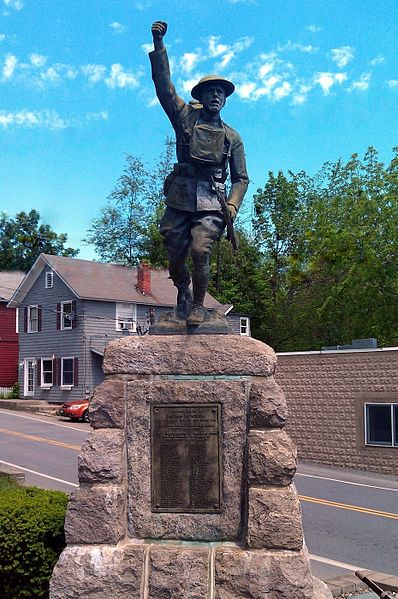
xmin=8 ymin=254 xmax=250 ymax=402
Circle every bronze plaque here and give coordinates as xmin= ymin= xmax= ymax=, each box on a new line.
xmin=151 ymin=403 xmax=222 ymax=513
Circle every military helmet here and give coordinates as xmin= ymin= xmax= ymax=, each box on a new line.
xmin=191 ymin=74 xmax=235 ymax=101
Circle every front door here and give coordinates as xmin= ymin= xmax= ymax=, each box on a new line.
xmin=24 ymin=358 xmax=35 ymax=397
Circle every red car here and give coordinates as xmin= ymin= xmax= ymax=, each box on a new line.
xmin=59 ymin=399 xmax=89 ymax=422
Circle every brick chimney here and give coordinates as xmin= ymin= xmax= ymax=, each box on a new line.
xmin=137 ymin=261 xmax=151 ymax=295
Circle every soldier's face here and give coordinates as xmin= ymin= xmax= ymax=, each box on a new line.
xmin=201 ymin=85 xmax=226 ymax=115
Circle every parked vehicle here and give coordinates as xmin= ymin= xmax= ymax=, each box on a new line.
xmin=59 ymin=399 xmax=89 ymax=422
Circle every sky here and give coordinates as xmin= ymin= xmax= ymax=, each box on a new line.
xmin=1 ymin=0 xmax=397 ymax=259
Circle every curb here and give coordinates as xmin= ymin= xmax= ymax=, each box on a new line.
xmin=326 ymin=570 xmax=398 ymax=596
xmin=0 ymin=399 xmax=60 ymax=416
xmin=0 ymin=463 xmax=25 ymax=484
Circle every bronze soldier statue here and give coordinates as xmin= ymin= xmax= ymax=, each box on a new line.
xmin=149 ymin=21 xmax=249 ymax=326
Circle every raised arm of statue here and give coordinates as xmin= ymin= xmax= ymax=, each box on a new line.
xmin=149 ymin=20 xmax=185 ymax=125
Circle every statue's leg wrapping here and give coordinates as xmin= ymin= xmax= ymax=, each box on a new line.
xmin=160 ymin=207 xmax=193 ymax=315
xmin=188 ymin=212 xmax=224 ymax=323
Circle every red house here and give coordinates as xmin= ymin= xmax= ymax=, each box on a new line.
xmin=0 ymin=272 xmax=25 ymax=388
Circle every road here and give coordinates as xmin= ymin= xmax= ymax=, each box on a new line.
xmin=1 ymin=408 xmax=397 ymax=583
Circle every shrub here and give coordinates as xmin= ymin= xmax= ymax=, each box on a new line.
xmin=11 ymin=381 xmax=19 ymax=398
xmin=0 ymin=483 xmax=68 ymax=598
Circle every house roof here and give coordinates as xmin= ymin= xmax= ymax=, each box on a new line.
xmin=0 ymin=271 xmax=25 ymax=302
xmin=8 ymin=254 xmax=229 ymax=311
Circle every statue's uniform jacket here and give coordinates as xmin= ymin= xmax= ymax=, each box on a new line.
xmin=149 ymin=47 xmax=249 ymax=214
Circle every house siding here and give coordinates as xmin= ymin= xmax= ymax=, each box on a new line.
xmin=0 ymin=302 xmax=18 ymax=386
xmin=276 ymin=349 xmax=398 ymax=476
xmin=17 ymin=261 xmax=251 ymax=402
xmin=18 ymin=267 xmax=85 ymax=402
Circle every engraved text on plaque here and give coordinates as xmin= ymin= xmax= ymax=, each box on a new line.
xmin=151 ymin=403 xmax=222 ymax=513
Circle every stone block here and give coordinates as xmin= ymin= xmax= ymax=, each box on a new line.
xmin=249 ymin=378 xmax=288 ymax=428
xmin=89 ymin=379 xmax=125 ymax=429
xmin=247 ymin=485 xmax=303 ymax=550
xmin=50 ymin=544 xmax=145 ymax=599
xmin=104 ymin=334 xmax=276 ymax=376
xmin=126 ymin=379 xmax=247 ymax=541
xmin=78 ymin=429 xmax=125 ymax=484
xmin=248 ymin=430 xmax=297 ymax=486
xmin=148 ymin=546 xmax=210 ymax=599
xmin=215 ymin=545 xmax=332 ymax=599
xmin=65 ymin=485 xmax=126 ymax=545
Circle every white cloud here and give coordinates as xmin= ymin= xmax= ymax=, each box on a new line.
xmin=86 ymin=111 xmax=108 ymax=122
xmin=278 ymin=41 xmax=318 ymax=54
xmin=40 ymin=63 xmax=77 ymax=82
xmin=387 ymin=79 xmax=398 ymax=89
xmin=2 ymin=53 xmax=17 ymax=79
xmin=314 ymin=71 xmax=347 ymax=95
xmin=109 ymin=21 xmax=127 ymax=34
xmin=207 ymin=35 xmax=253 ymax=70
xmin=0 ymin=108 xmax=110 ymax=129
xmin=3 ymin=0 xmax=23 ymax=10
xmin=30 ymin=53 xmax=47 ymax=68
xmin=180 ymin=52 xmax=201 ymax=74
xmin=235 ymin=81 xmax=256 ymax=99
xmin=180 ymin=77 xmax=202 ymax=95
xmin=81 ymin=63 xmax=107 ymax=84
xmin=291 ymin=83 xmax=312 ymax=106
xmin=306 ymin=24 xmax=321 ymax=33
xmin=105 ymin=63 xmax=140 ymax=89
xmin=370 ymin=55 xmax=385 ymax=67
xmin=141 ymin=43 xmax=153 ymax=54
xmin=273 ymin=81 xmax=292 ymax=100
xmin=330 ymin=46 xmax=355 ymax=68
xmin=349 ymin=72 xmax=371 ymax=92
xmin=0 ymin=109 xmax=67 ymax=129
xmin=0 ymin=33 xmax=5 ymax=42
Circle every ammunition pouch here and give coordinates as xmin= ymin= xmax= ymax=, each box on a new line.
xmin=172 ymin=162 xmax=227 ymax=183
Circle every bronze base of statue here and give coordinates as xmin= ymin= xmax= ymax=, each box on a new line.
xmin=149 ymin=308 xmax=232 ymax=335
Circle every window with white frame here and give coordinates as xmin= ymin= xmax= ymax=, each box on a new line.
xmin=45 ymin=271 xmax=54 ymax=289
xmin=61 ymin=301 xmax=73 ymax=330
xmin=365 ymin=403 xmax=398 ymax=447
xmin=28 ymin=305 xmax=39 ymax=333
xmin=61 ymin=357 xmax=74 ymax=386
xmin=116 ymin=302 xmax=137 ymax=332
xmin=240 ymin=317 xmax=250 ymax=336
xmin=41 ymin=358 xmax=54 ymax=386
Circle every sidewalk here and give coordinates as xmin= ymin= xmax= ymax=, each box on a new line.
xmin=0 ymin=398 xmax=60 ymax=416
xmin=1 ymin=399 xmax=397 ymax=597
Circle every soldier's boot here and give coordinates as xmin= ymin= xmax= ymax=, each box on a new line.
xmin=175 ymin=274 xmax=192 ymax=320
xmin=187 ymin=254 xmax=209 ymax=326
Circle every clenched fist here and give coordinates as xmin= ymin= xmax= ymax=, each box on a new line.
xmin=151 ymin=21 xmax=168 ymax=41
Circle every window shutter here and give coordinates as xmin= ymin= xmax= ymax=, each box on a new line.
xmin=38 ymin=306 xmax=42 ymax=332
xmin=57 ymin=358 xmax=62 ymax=386
xmin=56 ymin=303 xmax=61 ymax=330
xmin=24 ymin=306 xmax=28 ymax=332
xmin=53 ymin=358 xmax=57 ymax=386
xmin=73 ymin=358 xmax=79 ymax=386
xmin=36 ymin=359 xmax=41 ymax=387
xmin=72 ymin=300 xmax=77 ymax=329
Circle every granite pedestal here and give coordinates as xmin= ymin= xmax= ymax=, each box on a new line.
xmin=50 ymin=335 xmax=332 ymax=599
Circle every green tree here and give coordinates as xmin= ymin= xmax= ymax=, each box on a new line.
xmin=252 ymin=147 xmax=398 ymax=350
xmin=85 ymin=140 xmax=174 ymax=267
xmin=0 ymin=210 xmax=78 ymax=272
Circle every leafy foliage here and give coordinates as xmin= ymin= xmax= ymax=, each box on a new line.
xmin=252 ymin=146 xmax=398 ymax=350
xmin=0 ymin=210 xmax=79 ymax=272
xmin=86 ymin=143 xmax=398 ymax=350
xmin=0 ymin=483 xmax=68 ymax=598
xmin=85 ymin=140 xmax=174 ymax=267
